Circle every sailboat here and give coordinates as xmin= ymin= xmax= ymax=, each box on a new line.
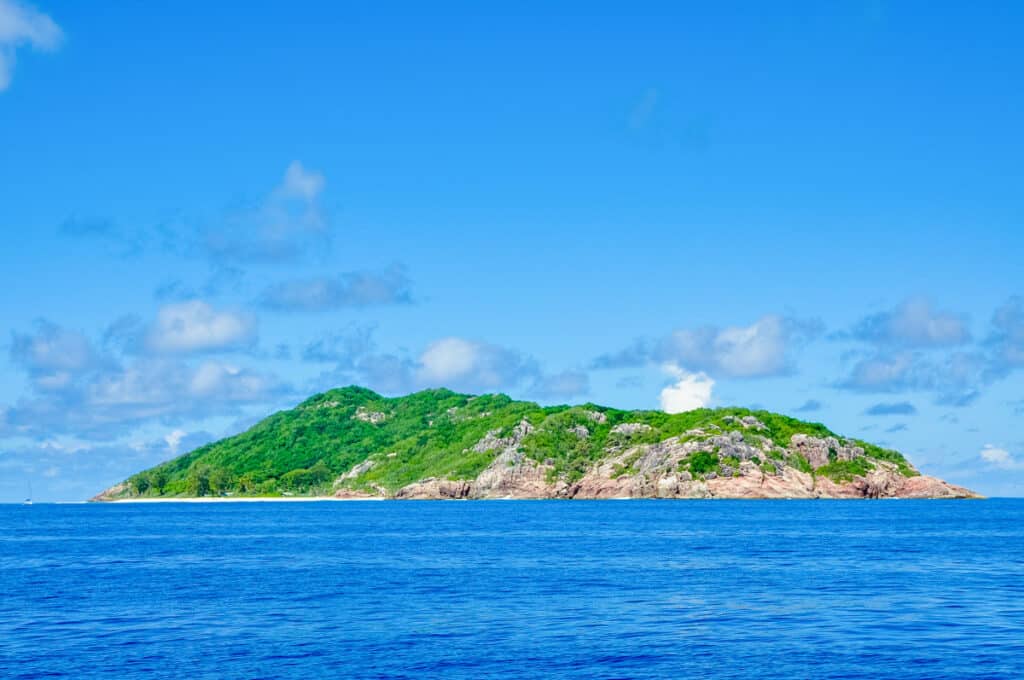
xmin=23 ymin=480 xmax=32 ymax=506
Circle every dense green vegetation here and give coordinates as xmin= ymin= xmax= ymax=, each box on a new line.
xmin=114 ymin=386 xmax=918 ymax=498
xmin=816 ymin=458 xmax=876 ymax=483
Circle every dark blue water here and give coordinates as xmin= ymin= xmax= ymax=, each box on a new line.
xmin=1 ymin=500 xmax=1022 ymax=679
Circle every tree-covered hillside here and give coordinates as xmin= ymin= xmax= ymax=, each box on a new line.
xmin=107 ymin=386 xmax=917 ymax=499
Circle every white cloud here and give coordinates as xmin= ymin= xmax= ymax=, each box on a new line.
xmin=849 ymin=298 xmax=970 ymax=347
xmin=3 ymin=319 xmax=284 ymax=440
xmin=415 ymin=337 xmax=536 ymax=392
xmin=661 ymin=315 xmax=806 ymax=378
xmin=980 ymin=445 xmax=1024 ymax=470
xmin=205 ymin=161 xmax=329 ymax=262
xmin=843 ymin=352 xmax=916 ymax=390
xmin=144 ymin=300 xmax=256 ymax=354
xmin=593 ymin=314 xmax=819 ymax=378
xmin=325 ymin=336 xmax=565 ymax=397
xmin=278 ymin=161 xmax=325 ymax=201
xmin=10 ymin=320 xmax=99 ymax=390
xmin=0 ymin=0 xmax=62 ymax=91
xmin=418 ymin=338 xmax=480 ymax=383
xmin=659 ymin=364 xmax=714 ymax=413
xmin=164 ymin=429 xmax=187 ymax=454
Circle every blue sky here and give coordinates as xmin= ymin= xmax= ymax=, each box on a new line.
xmin=1 ymin=1 xmax=1022 ymax=500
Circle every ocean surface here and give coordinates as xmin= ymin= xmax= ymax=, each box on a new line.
xmin=1 ymin=500 xmax=1022 ymax=679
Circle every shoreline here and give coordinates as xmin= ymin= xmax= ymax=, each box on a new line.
xmin=91 ymin=494 xmax=983 ymax=503
xmin=98 ymin=496 xmax=385 ymax=503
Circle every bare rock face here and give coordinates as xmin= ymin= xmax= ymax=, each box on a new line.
xmin=471 ymin=447 xmax=559 ymax=499
xmin=332 ymin=487 xmax=379 ymax=499
xmin=337 ymin=459 xmax=375 ymax=483
xmin=723 ymin=415 xmax=768 ymax=431
xmin=352 ymin=407 xmax=387 ymax=424
xmin=395 ymin=478 xmax=472 ymax=499
xmin=894 ymin=475 xmax=978 ymax=499
xmin=471 ymin=429 xmax=507 ymax=453
xmin=568 ymin=425 xmax=590 ymax=439
xmin=335 ymin=419 xmax=980 ymax=501
xmin=471 ymin=419 xmax=535 ymax=453
xmin=610 ymin=423 xmax=653 ymax=437
xmin=468 ymin=418 xmax=558 ymax=498
xmin=91 ymin=482 xmax=128 ymax=502
xmin=855 ymin=467 xmax=903 ymax=499
xmin=789 ymin=434 xmax=864 ymax=470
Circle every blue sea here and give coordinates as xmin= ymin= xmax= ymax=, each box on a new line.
xmin=1 ymin=500 xmax=1022 ymax=679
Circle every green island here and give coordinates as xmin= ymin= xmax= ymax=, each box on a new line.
xmin=95 ymin=386 xmax=978 ymax=501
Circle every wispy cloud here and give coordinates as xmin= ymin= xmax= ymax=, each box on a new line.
xmin=839 ymin=298 xmax=970 ymax=348
xmin=864 ymin=401 xmax=917 ymax=416
xmin=0 ymin=0 xmax=62 ymax=91
xmin=301 ymin=326 xmax=376 ymax=365
xmin=204 ymin=161 xmax=328 ymax=263
xmin=3 ymin=320 xmax=284 ymax=440
xmin=593 ymin=315 xmax=822 ymax=379
xmin=987 ymin=296 xmax=1024 ymax=377
xmin=793 ymin=399 xmax=823 ymax=413
xmin=979 ymin=445 xmax=1024 ymax=471
xmin=261 ymin=266 xmax=413 ymax=312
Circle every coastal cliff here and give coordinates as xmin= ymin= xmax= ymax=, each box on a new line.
xmin=95 ymin=386 xmax=979 ymax=501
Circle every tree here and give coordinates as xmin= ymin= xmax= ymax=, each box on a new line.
xmin=238 ymin=473 xmax=256 ymax=494
xmin=131 ymin=474 xmax=151 ymax=496
xmin=210 ymin=468 xmax=231 ymax=493
xmin=187 ymin=467 xmax=211 ymax=497
xmin=151 ymin=469 xmax=169 ymax=494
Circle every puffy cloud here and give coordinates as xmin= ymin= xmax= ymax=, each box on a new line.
xmin=10 ymin=320 xmax=102 ymax=391
xmin=204 ymin=161 xmax=328 ymax=262
xmin=415 ymin=337 xmax=538 ymax=393
xmin=838 ymin=350 xmax=984 ymax=407
xmin=309 ymin=335 xmax=580 ymax=400
xmin=659 ymin=364 xmax=714 ymax=413
xmin=846 ymin=298 xmax=970 ymax=348
xmin=0 ymin=0 xmax=62 ymax=91
xmin=279 ymin=161 xmax=325 ymax=201
xmin=144 ymin=300 xmax=256 ymax=354
xmin=842 ymin=351 xmax=917 ymax=391
xmin=3 ymin=357 xmax=283 ymax=440
xmin=261 ymin=266 xmax=413 ymax=311
xmin=593 ymin=315 xmax=821 ymax=378
xmin=662 ymin=316 xmax=796 ymax=377
xmin=3 ymin=321 xmax=284 ymax=440
xmin=830 ymin=298 xmax=1024 ymax=406
xmin=864 ymin=401 xmax=917 ymax=416
xmin=979 ymin=445 xmax=1024 ymax=471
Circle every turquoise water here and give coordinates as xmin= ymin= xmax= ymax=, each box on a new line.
xmin=1 ymin=500 xmax=1022 ymax=678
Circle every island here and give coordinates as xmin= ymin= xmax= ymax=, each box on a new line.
xmin=94 ymin=386 xmax=979 ymax=501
